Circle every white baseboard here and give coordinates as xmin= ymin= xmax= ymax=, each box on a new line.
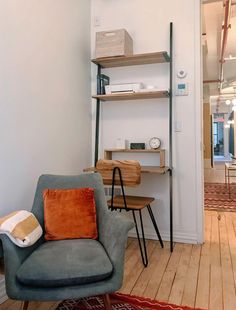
xmin=128 ymin=230 xmax=199 ymax=244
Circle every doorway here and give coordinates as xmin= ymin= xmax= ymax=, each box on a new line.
xmin=203 ymin=0 xmax=236 ymax=209
xmin=213 ymin=113 xmax=228 ymax=160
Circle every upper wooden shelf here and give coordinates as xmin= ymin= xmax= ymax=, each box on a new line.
xmin=92 ymin=91 xmax=169 ymax=101
xmin=92 ymin=51 xmax=170 ymax=68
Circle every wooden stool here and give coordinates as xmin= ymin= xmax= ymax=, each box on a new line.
xmin=96 ymin=159 xmax=164 ymax=267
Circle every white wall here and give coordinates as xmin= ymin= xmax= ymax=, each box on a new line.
xmin=91 ymin=0 xmax=203 ymax=243
xmin=0 ymin=0 xmax=91 ymax=216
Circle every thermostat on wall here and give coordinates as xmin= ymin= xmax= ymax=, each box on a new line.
xmin=177 ymin=69 xmax=187 ymax=78
xmin=175 ymin=82 xmax=189 ymax=96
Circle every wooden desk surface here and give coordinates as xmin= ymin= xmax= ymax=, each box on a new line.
xmin=83 ymin=166 xmax=170 ymax=175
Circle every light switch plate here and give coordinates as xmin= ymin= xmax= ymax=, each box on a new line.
xmin=174 ymin=121 xmax=182 ymax=132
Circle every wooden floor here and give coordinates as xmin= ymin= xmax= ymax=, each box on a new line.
xmin=2 ymin=165 xmax=236 ymax=310
xmin=204 ymin=161 xmax=225 ymax=183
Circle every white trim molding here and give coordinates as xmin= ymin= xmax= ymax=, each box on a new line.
xmin=194 ymin=0 xmax=204 ymax=244
xmin=129 ymin=230 xmax=199 ymax=244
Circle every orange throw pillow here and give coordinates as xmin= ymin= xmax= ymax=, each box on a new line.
xmin=43 ymin=188 xmax=98 ymax=241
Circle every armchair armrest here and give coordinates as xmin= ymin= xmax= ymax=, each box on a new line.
xmin=0 ymin=234 xmax=42 ymax=297
xmin=99 ymin=211 xmax=134 ymax=266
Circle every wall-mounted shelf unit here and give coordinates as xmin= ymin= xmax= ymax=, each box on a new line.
xmin=92 ymin=23 xmax=173 ymax=251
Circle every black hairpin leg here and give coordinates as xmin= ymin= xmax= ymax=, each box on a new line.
xmin=132 ymin=210 xmax=148 ymax=267
xmin=147 ymin=205 xmax=164 ymax=248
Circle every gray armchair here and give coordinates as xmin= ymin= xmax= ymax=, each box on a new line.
xmin=0 ymin=173 xmax=133 ymax=309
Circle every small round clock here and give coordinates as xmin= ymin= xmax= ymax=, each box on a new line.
xmin=149 ymin=137 xmax=161 ymax=149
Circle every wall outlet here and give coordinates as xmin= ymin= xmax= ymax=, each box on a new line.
xmin=174 ymin=121 xmax=182 ymax=132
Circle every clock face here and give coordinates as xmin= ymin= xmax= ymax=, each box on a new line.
xmin=149 ymin=137 xmax=161 ymax=149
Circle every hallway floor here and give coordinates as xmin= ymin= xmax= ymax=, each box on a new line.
xmin=204 ymin=162 xmax=225 ymax=183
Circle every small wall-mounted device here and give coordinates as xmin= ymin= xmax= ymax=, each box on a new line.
xmin=175 ymin=83 xmax=189 ymax=96
xmin=177 ymin=69 xmax=187 ymax=79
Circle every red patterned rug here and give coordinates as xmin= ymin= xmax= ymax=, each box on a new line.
xmin=56 ymin=292 xmax=204 ymax=310
xmin=205 ymin=182 xmax=236 ymax=211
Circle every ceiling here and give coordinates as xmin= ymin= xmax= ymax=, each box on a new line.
xmin=202 ymin=0 xmax=236 ymax=105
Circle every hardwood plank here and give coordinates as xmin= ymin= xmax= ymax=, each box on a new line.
xmin=126 ymin=237 xmax=133 ymax=248
xmin=26 ymin=301 xmax=41 ymax=310
xmin=1 ymin=301 xmax=41 ymax=310
xmin=204 ymin=163 xmax=225 ymax=183
xmin=142 ymin=243 xmax=171 ymax=299
xmin=168 ymin=244 xmax=193 ymax=305
xmin=130 ymin=243 xmax=159 ymax=297
xmin=124 ymin=239 xmax=139 ymax=262
xmin=119 ymin=237 xmax=144 ymax=294
xmin=131 ymin=242 xmax=170 ymax=298
xmin=48 ymin=302 xmax=61 ymax=310
xmin=33 ymin=301 xmax=60 ymax=310
xmin=209 ymin=212 xmax=223 ymax=310
xmin=195 ymin=212 xmax=211 ymax=309
xmin=1 ymin=300 xmax=61 ymax=310
xmin=120 ymin=240 xmax=156 ymax=294
xmin=0 ymin=299 xmax=17 ymax=310
xmin=219 ymin=214 xmax=236 ymax=310
xmin=155 ymin=243 xmax=182 ymax=302
xmin=4 ymin=300 xmax=22 ymax=310
xmin=181 ymin=245 xmax=201 ymax=308
xmin=225 ymin=212 xmax=236 ymax=299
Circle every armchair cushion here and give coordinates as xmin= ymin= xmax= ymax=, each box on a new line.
xmin=43 ymin=188 xmax=97 ymax=240
xmin=16 ymin=239 xmax=113 ymax=287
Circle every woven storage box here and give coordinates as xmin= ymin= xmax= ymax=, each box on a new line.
xmin=95 ymin=29 xmax=133 ymax=58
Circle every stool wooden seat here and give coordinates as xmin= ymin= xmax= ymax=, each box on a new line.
xmin=96 ymin=159 xmax=163 ymax=267
xmin=107 ymin=195 xmax=154 ymax=210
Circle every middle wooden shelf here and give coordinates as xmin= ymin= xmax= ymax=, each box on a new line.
xmin=104 ymin=148 xmax=165 ymax=168
xmin=92 ymin=90 xmax=169 ymax=101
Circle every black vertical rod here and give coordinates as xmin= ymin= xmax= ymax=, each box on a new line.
xmin=94 ymin=64 xmax=101 ymax=166
xmin=169 ymin=22 xmax=173 ymax=252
